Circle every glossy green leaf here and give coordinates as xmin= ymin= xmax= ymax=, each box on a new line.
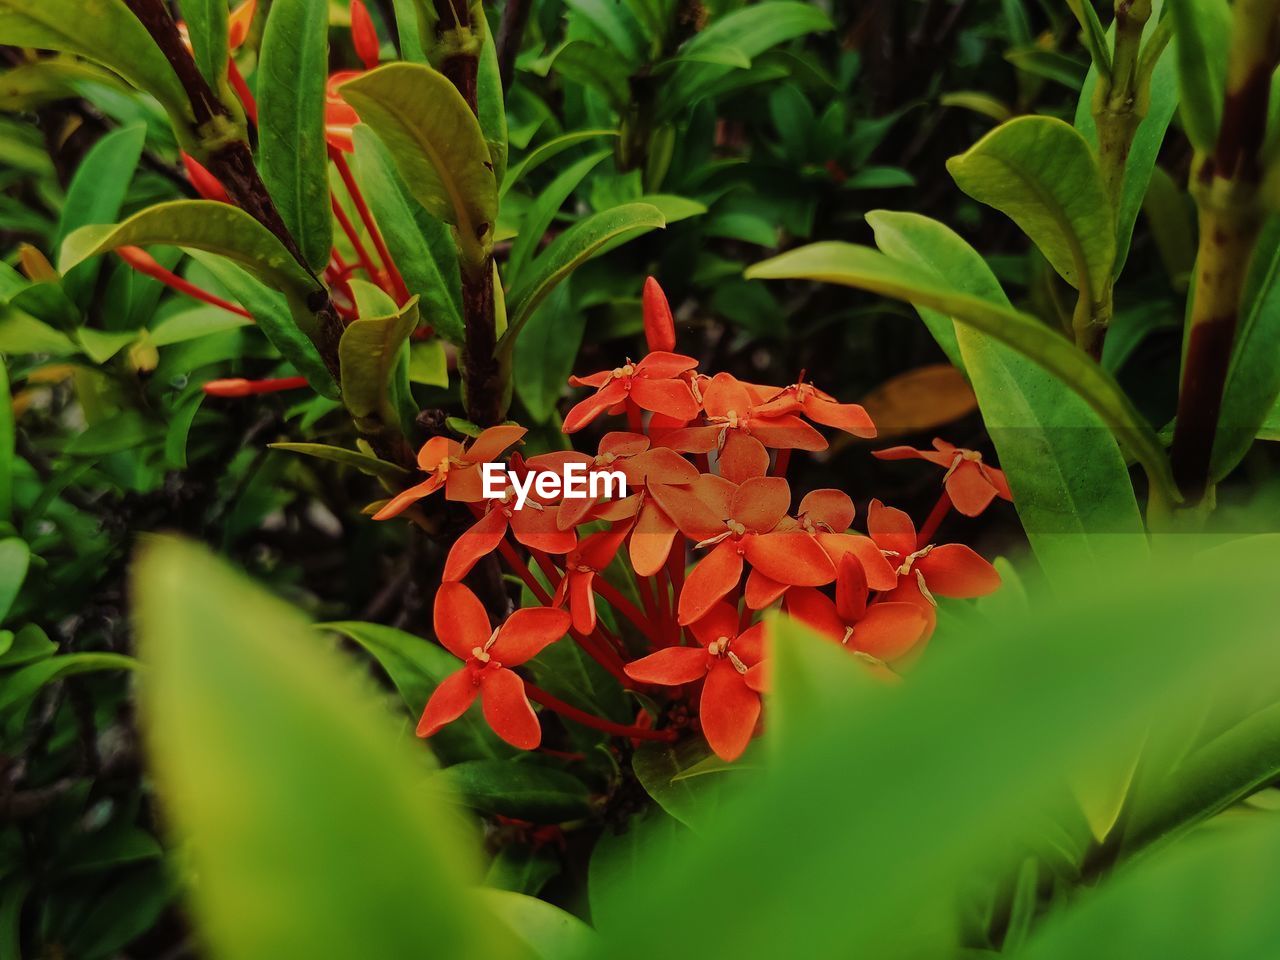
xmin=181 ymin=0 xmax=229 ymax=93
xmin=268 ymin=442 xmax=409 ymax=482
xmin=339 ymin=296 xmax=418 ymax=429
xmin=631 ymin=737 xmax=755 ymax=830
xmin=320 ymin=620 xmax=513 ymax=763
xmin=476 ymin=12 xmax=508 ymax=187
xmin=745 ymin=241 xmax=1177 ymax=503
xmin=0 ymin=537 xmax=29 ymax=624
xmin=133 ymin=537 xmax=520 ymax=960
xmin=506 ymin=149 xmax=612 ymax=284
xmin=1211 ymin=217 xmax=1280 ymax=480
xmin=504 ymin=202 xmax=665 ymax=345
xmin=1064 ymin=0 xmax=1112 ymax=78
xmin=0 ymin=365 xmax=11 ymax=524
xmin=866 ymin=211 xmax=1147 ymax=582
xmin=442 ymin=760 xmax=592 ymax=823
xmin=259 ymin=0 xmax=332 ymax=271
xmin=55 ymin=123 xmax=145 ymax=306
xmin=340 ymin=64 xmax=498 ymax=269
xmin=947 ymin=116 xmax=1115 ymax=305
xmin=0 ymin=0 xmax=197 ymax=152
xmin=484 ymin=889 xmax=599 ymax=960
xmin=514 ymin=281 xmax=585 ymax=423
xmin=149 ymin=304 xmax=253 ymax=347
xmin=1166 ymin=0 xmax=1232 ymax=152
xmin=186 ymin=249 xmax=338 ymax=399
xmin=1075 ymin=23 xmax=1179 ymax=274
xmin=501 ymin=129 xmax=618 ymax=198
xmin=351 ymin=124 xmax=463 ymax=343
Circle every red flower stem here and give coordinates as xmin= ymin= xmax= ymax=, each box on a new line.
xmin=665 ymin=547 xmax=685 ymax=645
xmin=203 ymin=375 xmax=309 ymax=397
xmin=592 ymin=575 xmax=652 ymax=636
xmin=116 ymin=248 xmax=252 ymax=318
xmin=330 ymin=148 xmax=410 ymax=304
xmin=227 ymin=58 xmax=257 ymax=124
xmin=330 ymin=196 xmax=384 ymax=288
xmin=634 ymin=570 xmax=661 ymax=632
xmin=495 ymin=537 xmax=555 ymax=605
xmin=626 ymin=398 xmax=643 ymax=434
xmin=917 ymin=491 xmax=953 ymax=548
xmin=772 ymin=448 xmax=792 ymax=479
xmin=524 ymin=682 xmax=676 ymax=741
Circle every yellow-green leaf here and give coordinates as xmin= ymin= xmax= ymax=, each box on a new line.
xmin=339 ymin=296 xmax=419 ymax=428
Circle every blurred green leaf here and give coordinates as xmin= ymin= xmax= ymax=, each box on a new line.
xmin=269 ymin=442 xmax=409 ymax=481
xmin=133 ymin=537 xmax=521 ymax=960
xmin=259 ymin=0 xmax=333 ymax=271
xmin=1166 ymin=0 xmax=1232 ymax=152
xmin=443 ymin=760 xmax=592 ymax=822
xmin=0 ymin=537 xmax=28 ymax=624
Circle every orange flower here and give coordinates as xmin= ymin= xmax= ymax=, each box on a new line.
xmin=327 ymin=70 xmax=364 ymax=153
xmin=373 ymin=425 xmax=526 ymax=520
xmin=656 ymin=476 xmax=835 ymax=625
xmin=563 ymin=352 xmax=700 ymax=433
xmin=784 ymin=555 xmax=929 ymax=665
xmin=662 ymin=372 xmax=826 ymax=483
xmin=625 ymin=602 xmax=766 ymax=761
xmin=754 ymin=378 xmax=877 ymax=438
xmin=874 ymin=438 xmax=1012 ymax=517
xmin=228 ymin=0 xmax=258 ymax=48
xmin=612 ymin=447 xmax=701 ymax=576
xmin=524 ymin=432 xmax=651 ymax=530
xmin=443 ymin=477 xmax=578 ymax=581
xmin=418 ymin=583 xmax=570 ymax=749
xmin=349 ymin=0 xmax=380 ymax=71
xmin=553 ymin=522 xmax=632 ymax=634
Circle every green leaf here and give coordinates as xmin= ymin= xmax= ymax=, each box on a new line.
xmin=259 ymin=0 xmax=333 ymax=271
xmin=441 ymin=760 xmax=592 ymax=823
xmin=0 ymin=624 xmax=54 ymax=667
xmin=514 ymin=281 xmax=585 ymax=423
xmin=59 ymin=201 xmax=320 ymax=338
xmin=269 ymin=442 xmax=410 ymax=482
xmin=947 ymin=116 xmax=1115 ymax=307
xmin=133 ymin=537 xmax=519 ymax=960
xmin=1075 ymin=25 xmax=1179 ymax=274
xmin=181 ymin=0 xmax=228 ymax=93
xmin=485 ymin=846 xmax=561 ymax=897
xmin=565 ymin=0 xmax=645 ymax=65
xmin=187 ymin=249 xmax=339 ymax=399
xmin=0 ymin=307 xmax=78 ymax=356
xmin=632 ymin=737 xmax=753 ymax=830
xmin=590 ymin=808 xmax=687 ymax=934
xmin=476 ymin=13 xmax=508 ymax=187
xmin=1211 ymin=217 xmax=1280 ymax=480
xmin=745 ymin=240 xmax=1177 ymax=504
xmin=0 ymin=651 xmax=137 ymax=715
xmin=0 ymin=0 xmax=198 ymax=153
xmin=483 ymin=889 xmax=599 ymax=960
xmin=501 ymin=129 xmax=618 ymax=198
xmin=74 ymin=326 xmax=136 ymax=363
xmin=352 ymin=124 xmax=463 ymax=343
xmin=55 ymin=123 xmax=145 ymax=306
xmin=0 ymin=365 xmax=11 ymax=524
xmin=340 ymin=64 xmax=498 ymax=269
xmin=339 ymin=296 xmax=419 ymax=429
xmin=504 ymin=202 xmax=665 ymax=346
xmin=0 ymin=538 xmax=29 ymax=624
xmin=1004 ymin=46 xmax=1090 ymax=89
xmin=66 ymin=412 xmax=164 ymax=456
xmin=867 ymin=211 xmax=1148 ymax=583
xmin=320 ymin=620 xmax=514 ymax=762
xmin=149 ymin=304 xmax=253 ymax=346
xmin=409 ymin=339 xmax=449 ymax=387
xmin=1166 ymin=0 xmax=1232 ymax=152
xmin=506 ymin=148 xmax=612 ymax=285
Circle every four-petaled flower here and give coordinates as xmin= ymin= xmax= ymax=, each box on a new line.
xmin=419 ymin=583 xmax=571 ymax=749
xmin=554 ymin=522 xmax=632 ymax=634
xmin=564 ymin=352 xmax=700 ymax=433
xmin=373 ymin=425 xmax=526 ymax=520
xmin=754 ymin=378 xmax=877 ymax=438
xmin=874 ymin=438 xmax=1012 ymax=517
xmin=625 ymin=602 xmax=766 ymax=761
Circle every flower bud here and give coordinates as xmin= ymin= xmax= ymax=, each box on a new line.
xmin=350 ymin=0 xmax=380 ymax=71
xmin=642 ymin=276 xmax=676 ymax=353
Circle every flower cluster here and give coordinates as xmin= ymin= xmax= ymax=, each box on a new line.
xmin=378 ymin=279 xmax=1006 ymax=761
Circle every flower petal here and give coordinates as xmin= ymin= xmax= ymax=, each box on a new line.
xmin=442 ymin=509 xmax=509 ymax=581
xmin=635 ymin=351 xmax=698 ymax=379
xmin=817 ymin=533 xmax=898 ymax=592
xmin=731 ymin=476 xmax=790 ymax=533
xmin=493 ymin=606 xmax=572 ymax=664
xmin=629 ymin=501 xmax=678 ymax=577
xmin=918 ymin=544 xmax=1002 ymax=597
xmin=629 ymin=377 xmax=700 ymax=421
xmin=418 ymin=435 xmax=458 ymax=471
xmin=798 ymin=488 xmax=855 ymax=533
xmin=511 ymin=508 xmax=578 ymax=555
xmin=580 ymin=521 xmax=631 ymax=570
xmin=851 ymin=603 xmax=928 ymax=662
xmin=465 ymin=424 xmax=527 ymax=464
xmin=568 ymin=571 xmax=597 ymax=635
xmin=835 ymin=553 xmax=868 ymax=622
xmin=945 ymin=462 xmax=999 ymax=517
xmin=416 ymin=668 xmax=480 ymax=737
xmin=624 ymin=646 xmax=709 ymax=685
xmin=480 ymin=666 xmax=541 ymax=749
xmin=648 ymin=480 xmax=729 ymax=543
xmin=678 ymin=539 xmax=744 ymax=625
xmin=687 ymin=600 xmax=741 ymax=648
xmin=699 ymin=660 xmax=760 ymax=761
xmin=783 ymin=587 xmax=844 ymax=642
xmin=701 ymin=373 xmax=754 ymax=419
xmin=802 ymin=395 xmax=877 ymax=438
xmin=751 ymin=414 xmax=828 ymax=451
xmin=445 ymin=463 xmax=489 ymax=503
xmin=867 ymin=498 xmax=917 ymax=558
xmin=371 ymin=474 xmax=444 ymax=520
xmin=744 ymin=531 xmax=834 ymax=586
xmin=433 ymin=582 xmax=489 ymax=660
xmin=744 ymin=661 xmax=769 ymax=694
xmin=600 ymin=431 xmax=651 ymax=458
xmin=744 ymin=568 xmax=788 ymax=610
xmin=732 ymin=621 xmax=767 ymax=664
xmin=718 ymin=432 xmax=770 ymax=484
xmin=564 ymin=379 xmax=626 ymax=433
xmin=872 ymin=444 xmax=951 ymax=468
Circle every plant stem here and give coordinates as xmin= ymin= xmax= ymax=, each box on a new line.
xmin=524 ymin=682 xmax=676 ymax=741
xmin=495 ymin=0 xmax=532 ymax=92
xmin=1170 ymin=0 xmax=1280 ymax=503
xmin=331 ymin=149 xmax=410 ymax=304
xmin=917 ymin=491 xmax=953 ymax=548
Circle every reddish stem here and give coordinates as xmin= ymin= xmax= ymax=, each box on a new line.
xmin=524 ymin=682 xmax=676 ymax=741
xmin=116 ymin=247 xmax=251 ymax=318
xmin=771 ymin=448 xmax=792 ymax=478
xmin=591 ymin=576 xmax=652 ymax=637
xmin=330 ymin=148 xmax=410 ymax=304
xmin=227 ymin=58 xmax=257 ymax=124
xmin=203 ymin=375 xmax=309 ymax=397
xmin=331 ymin=196 xmax=384 ymax=289
xmin=917 ymin=491 xmax=953 ymax=548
